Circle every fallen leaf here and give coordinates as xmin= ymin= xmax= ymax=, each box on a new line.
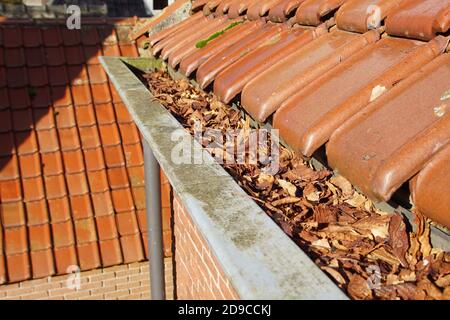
xmin=277 ymin=179 xmax=297 ymax=197
xmin=322 ymin=267 xmax=346 ymax=285
xmin=347 ymin=274 xmax=373 ymax=300
xmin=330 ymin=175 xmax=353 ymax=197
xmin=388 ymin=214 xmax=409 ymax=267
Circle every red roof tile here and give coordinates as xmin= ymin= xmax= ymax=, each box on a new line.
xmin=0 ymin=19 xmax=152 ymax=284
xmin=146 ymin=0 xmax=450 ymax=231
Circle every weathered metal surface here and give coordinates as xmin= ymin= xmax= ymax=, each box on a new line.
xmin=295 ymin=0 xmax=350 ymax=26
xmin=101 ymin=56 xmax=348 ymax=300
xmin=241 ymin=29 xmax=380 ymax=122
xmin=385 ymin=0 xmax=450 ymax=41
xmin=179 ymin=20 xmax=262 ymax=76
xmin=327 ymin=54 xmax=450 ymax=202
xmin=335 ymin=0 xmax=407 ymax=33
xmin=268 ymin=0 xmax=306 ymax=22
xmin=196 ymin=23 xmax=288 ymax=89
xmin=273 ymin=36 xmax=449 ymax=157
xmin=247 ymin=0 xmax=282 ymax=20
xmin=214 ymin=25 xmax=323 ymax=103
xmin=160 ymin=16 xmax=229 ymax=61
xmin=147 ymin=12 xmax=204 ymax=47
xmin=411 ymin=144 xmax=450 ymax=230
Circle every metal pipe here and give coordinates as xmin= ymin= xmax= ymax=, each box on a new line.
xmin=143 ymin=140 xmax=166 ymax=300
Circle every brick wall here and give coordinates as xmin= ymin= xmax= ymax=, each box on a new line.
xmin=173 ymin=194 xmax=239 ymax=300
xmin=0 ymin=260 xmax=174 ymax=300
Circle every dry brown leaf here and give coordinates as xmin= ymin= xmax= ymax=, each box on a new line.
xmin=330 ymin=175 xmax=353 ymax=197
xmin=322 ymin=267 xmax=346 ymax=285
xmin=272 ymin=197 xmax=302 ymax=206
xmin=277 ymin=179 xmax=297 ymax=197
xmin=388 ymin=214 xmax=409 ymax=267
xmin=347 ymin=274 xmax=373 ymax=300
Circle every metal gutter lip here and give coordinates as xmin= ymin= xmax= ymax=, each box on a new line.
xmin=100 ymin=55 xmax=348 ymax=300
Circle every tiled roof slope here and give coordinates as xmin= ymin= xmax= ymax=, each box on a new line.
xmin=143 ymin=0 xmax=450 ymax=229
xmin=0 ymin=18 xmax=156 ymax=284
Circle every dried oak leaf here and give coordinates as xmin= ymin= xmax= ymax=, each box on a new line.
xmin=255 ymin=173 xmax=274 ymax=191
xmin=347 ymin=274 xmax=373 ymax=300
xmin=388 ymin=214 xmax=409 ymax=267
xmin=322 ymin=267 xmax=347 ymax=285
xmin=313 ymin=204 xmax=338 ymax=224
xmin=304 ymin=183 xmax=320 ymax=202
xmin=330 ymin=175 xmax=354 ymax=197
xmin=277 ymin=179 xmax=297 ymax=197
xmin=417 ymin=278 xmax=443 ymax=300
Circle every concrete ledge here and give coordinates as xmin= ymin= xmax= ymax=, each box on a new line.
xmin=100 ymin=56 xmax=348 ymax=300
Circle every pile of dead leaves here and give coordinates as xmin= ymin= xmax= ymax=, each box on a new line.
xmin=145 ymin=70 xmax=450 ymax=300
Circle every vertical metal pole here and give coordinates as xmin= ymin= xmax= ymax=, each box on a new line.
xmin=143 ymin=140 xmax=166 ymax=300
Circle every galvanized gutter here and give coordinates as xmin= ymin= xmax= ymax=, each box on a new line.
xmin=100 ymin=56 xmax=348 ymax=300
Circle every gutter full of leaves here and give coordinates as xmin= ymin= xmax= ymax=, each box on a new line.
xmin=144 ymin=70 xmax=450 ymax=300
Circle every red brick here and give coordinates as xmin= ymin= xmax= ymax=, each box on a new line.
xmin=116 ymin=211 xmax=139 ymax=236
xmin=54 ymin=246 xmax=78 ymax=275
xmin=42 ymin=27 xmax=62 ymax=47
xmin=9 ymin=87 xmax=30 ymax=109
xmin=5 ymin=226 xmax=28 ymax=255
xmin=70 ymin=194 xmax=94 ymax=219
xmin=47 ymin=66 xmax=68 ymax=86
xmin=51 ymin=85 xmax=72 ymax=107
xmin=91 ymin=83 xmax=111 ymax=104
xmin=77 ymin=242 xmax=101 ymax=270
xmin=28 ymin=66 xmax=48 ymax=87
xmin=29 ymin=224 xmax=52 ymax=251
xmin=120 ymin=234 xmax=144 ymax=264
xmin=23 ymin=27 xmax=41 ymax=47
xmin=99 ymin=239 xmax=123 ymax=267
xmin=44 ymin=47 xmax=65 ymax=66
xmin=102 ymin=44 xmax=121 ymax=57
xmin=65 ymin=46 xmax=85 ymax=65
xmin=52 ymin=220 xmax=75 ymax=248
xmin=30 ymin=249 xmax=55 ymax=279
xmin=1 ymin=202 xmax=25 ymax=228
xmin=74 ymin=218 xmax=97 ymax=244
xmin=6 ymin=253 xmax=31 ymax=283
xmin=95 ymin=215 xmax=118 ymax=240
